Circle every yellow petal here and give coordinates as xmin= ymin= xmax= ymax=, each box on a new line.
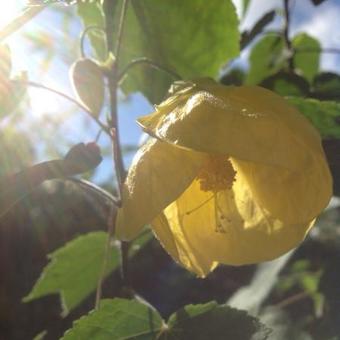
xmin=234 ymin=155 xmax=332 ymax=225
xmin=152 ymin=171 xmax=316 ymax=276
xmin=138 ymin=83 xmax=323 ymax=171
xmin=152 ymin=209 xmax=217 ymax=277
xmin=115 ymin=138 xmax=205 ymax=240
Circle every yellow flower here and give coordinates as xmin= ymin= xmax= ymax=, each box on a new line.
xmin=116 ymin=78 xmax=332 ymax=277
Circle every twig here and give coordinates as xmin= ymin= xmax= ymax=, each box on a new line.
xmin=118 ymin=57 xmax=181 ymax=83
xmin=80 ymin=25 xmax=106 ymax=59
xmin=275 ymin=291 xmax=310 ymax=308
xmin=283 ymin=0 xmax=294 ymax=70
xmin=95 ymin=0 xmax=131 ymax=309
xmin=95 ymin=208 xmax=117 ymax=309
xmin=294 ymin=47 xmax=340 ymax=54
xmin=109 ymin=0 xmax=130 ymax=291
xmin=13 ymin=79 xmax=111 ymax=136
xmin=0 ymin=6 xmax=44 ymax=41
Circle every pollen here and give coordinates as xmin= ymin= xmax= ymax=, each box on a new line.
xmin=197 ymin=155 xmax=236 ymax=193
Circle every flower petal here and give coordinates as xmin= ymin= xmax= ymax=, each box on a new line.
xmin=152 ymin=172 xmax=316 ymax=276
xmin=115 ymin=138 xmax=205 ymax=240
xmin=233 ymin=155 xmax=332 ymax=225
xmin=138 ymin=83 xmax=324 ymax=171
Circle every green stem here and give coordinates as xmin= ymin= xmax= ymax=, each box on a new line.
xmin=294 ymin=47 xmax=340 ymax=54
xmin=110 ymin=0 xmax=130 ymax=293
xmin=118 ymin=57 xmax=181 ymax=83
xmin=80 ymin=25 xmax=106 ymax=59
xmin=94 ymin=0 xmax=130 ymax=309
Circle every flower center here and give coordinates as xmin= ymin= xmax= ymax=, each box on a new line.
xmin=197 ymin=155 xmax=236 ymax=193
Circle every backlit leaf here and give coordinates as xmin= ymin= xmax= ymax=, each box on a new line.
xmin=292 ymin=33 xmax=320 ymax=83
xmin=24 ymin=231 xmax=151 ymax=315
xmin=77 ymin=0 xmax=240 ymax=103
xmin=246 ymin=35 xmax=285 ymax=85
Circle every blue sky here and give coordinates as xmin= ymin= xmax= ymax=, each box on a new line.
xmin=2 ymin=0 xmax=340 ymax=183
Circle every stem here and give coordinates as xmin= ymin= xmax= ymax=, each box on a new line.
xmin=94 ymin=0 xmax=130 ymax=308
xmin=95 ymin=207 xmax=117 ymax=309
xmin=114 ymin=0 xmax=129 ymax=60
xmin=107 ymin=0 xmax=129 ymax=196
xmin=0 ymin=6 xmax=44 ymax=41
xmin=80 ymin=25 xmax=106 ymax=59
xmin=275 ymin=291 xmax=310 ymax=308
xmin=118 ymin=58 xmax=181 ymax=83
xmin=294 ymin=47 xmax=340 ymax=54
xmin=109 ymin=0 xmax=130 ymax=291
xmin=13 ymin=80 xmax=111 ymax=136
xmin=283 ymin=0 xmax=294 ymax=70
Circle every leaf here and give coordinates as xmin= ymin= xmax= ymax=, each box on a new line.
xmin=292 ymin=33 xmax=320 ymax=83
xmin=70 ymin=59 xmax=105 ymax=117
xmin=241 ymin=11 xmax=276 ymax=50
xmin=260 ymin=71 xmax=309 ymax=97
xmin=24 ymin=231 xmax=151 ymax=315
xmin=77 ymin=0 xmax=240 ymax=104
xmin=62 ymin=298 xmax=163 ymax=340
xmin=246 ymin=35 xmax=285 ymax=85
xmin=0 ymin=143 xmax=102 ymax=219
xmin=64 ymin=300 xmax=270 ymax=340
xmin=162 ymin=302 xmax=270 ymax=340
xmin=312 ymin=72 xmax=340 ymax=101
xmin=287 ymin=97 xmax=340 ymax=138
xmin=23 ymin=232 xmax=117 ymax=315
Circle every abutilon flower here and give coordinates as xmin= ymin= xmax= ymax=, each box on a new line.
xmin=115 ymin=78 xmax=332 ymax=277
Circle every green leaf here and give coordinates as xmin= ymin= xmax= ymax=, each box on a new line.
xmin=292 ymin=33 xmax=320 ymax=83
xmin=313 ymin=72 xmax=340 ymax=101
xmin=24 ymin=230 xmax=151 ymax=315
xmin=287 ymin=97 xmax=340 ymax=138
xmin=77 ymin=0 xmax=240 ymax=104
xmin=62 ymin=298 xmax=164 ymax=340
xmin=23 ymin=232 xmax=118 ymax=315
xmin=64 ymin=299 xmax=270 ymax=340
xmin=246 ymin=35 xmax=285 ymax=85
xmin=162 ymin=302 xmax=270 ymax=340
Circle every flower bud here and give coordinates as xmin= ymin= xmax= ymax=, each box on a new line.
xmin=70 ymin=58 xmax=104 ymax=118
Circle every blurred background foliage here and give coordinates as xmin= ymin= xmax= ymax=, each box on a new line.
xmin=1 ymin=0 xmax=340 ymax=339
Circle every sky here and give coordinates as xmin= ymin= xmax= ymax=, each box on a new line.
xmin=2 ymin=0 xmax=340 ymax=183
